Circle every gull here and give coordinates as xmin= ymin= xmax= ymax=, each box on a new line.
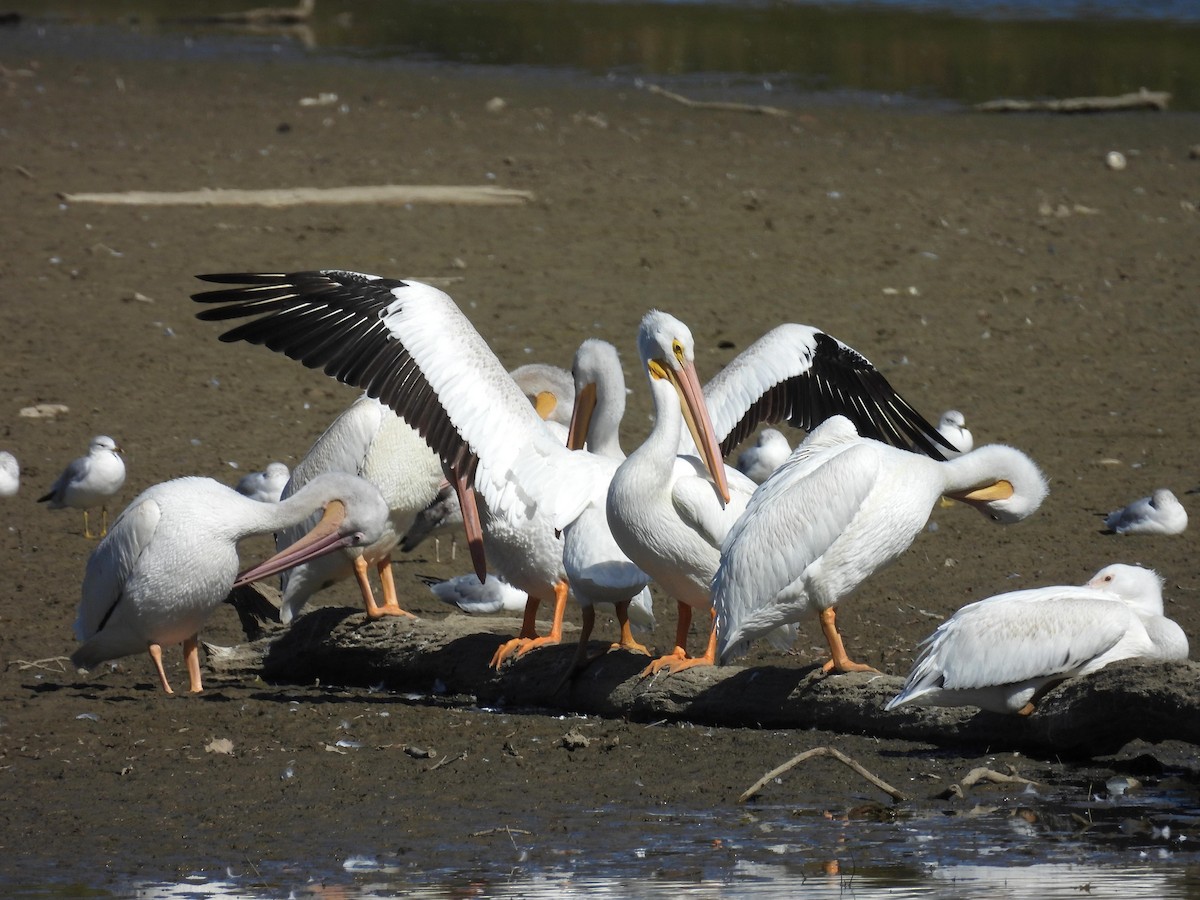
xmin=38 ymin=435 xmax=126 ymax=538
xmin=234 ymin=461 xmax=290 ymax=503
xmin=1104 ymin=488 xmax=1187 ymax=536
xmin=0 ymin=451 xmax=18 ymax=498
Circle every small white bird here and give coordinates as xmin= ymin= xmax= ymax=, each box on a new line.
xmin=1104 ymin=488 xmax=1188 ymax=535
xmin=72 ymin=472 xmax=388 ymax=694
xmin=714 ymin=415 xmax=1049 ymax=671
xmin=0 ymin=451 xmax=19 ymax=497
xmin=235 ymin=461 xmax=290 ymax=503
xmin=937 ymin=410 xmax=973 ymax=457
xmin=736 ymin=428 xmax=792 ymax=484
xmin=886 ymin=564 xmax=1189 ymax=715
xmin=38 ymin=435 xmax=126 ymax=538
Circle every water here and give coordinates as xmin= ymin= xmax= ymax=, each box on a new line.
xmin=17 ymin=0 xmax=1200 ymax=111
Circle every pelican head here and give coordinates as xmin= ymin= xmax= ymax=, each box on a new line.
xmin=1086 ymin=563 xmax=1165 ymax=617
xmin=942 ymin=444 xmax=1048 ymax=524
xmin=567 ymin=338 xmax=626 ymax=456
xmin=637 ymin=310 xmax=729 ymax=503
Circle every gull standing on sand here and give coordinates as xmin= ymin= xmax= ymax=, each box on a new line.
xmin=1104 ymin=488 xmax=1188 ymax=535
xmin=38 ymin=435 xmax=126 ymax=538
xmin=736 ymin=428 xmax=791 ymax=483
xmin=937 ymin=410 xmax=973 ymax=457
xmin=235 ymin=461 xmax=290 ymax=503
xmin=886 ymin=564 xmax=1189 ymax=715
xmin=0 ymin=451 xmax=19 ymax=497
xmin=714 ymin=415 xmax=1048 ymax=672
xmin=72 ymin=472 xmax=388 ymax=694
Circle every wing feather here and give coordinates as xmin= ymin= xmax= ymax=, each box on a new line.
xmin=74 ymin=498 xmax=161 ymax=640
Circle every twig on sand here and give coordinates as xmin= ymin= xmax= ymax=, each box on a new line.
xmin=10 ymin=656 xmax=71 ymax=672
xmin=470 ymin=826 xmax=533 ymax=838
xmin=58 ymin=184 xmax=536 ymax=208
xmin=429 ymin=750 xmax=468 ymax=772
xmin=940 ymin=765 xmax=1043 ymax=799
xmin=975 ymin=88 xmax=1170 ymax=113
xmin=740 ymin=745 xmax=909 ymax=803
xmin=643 ymin=83 xmax=791 ymax=118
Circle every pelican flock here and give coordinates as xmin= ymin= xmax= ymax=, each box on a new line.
xmin=72 ymin=472 xmax=388 ymax=693
xmin=38 ymin=435 xmax=126 ymax=538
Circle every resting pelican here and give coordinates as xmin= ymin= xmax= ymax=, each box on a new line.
xmin=72 ymin=472 xmax=388 ymax=694
xmin=1104 ymin=488 xmax=1188 ymax=536
xmin=714 ymin=415 xmax=1049 ymax=672
xmin=275 ymin=393 xmax=443 ymax=624
xmin=38 ymin=435 xmax=126 ymax=538
xmin=937 ymin=410 xmax=973 ymax=457
xmin=0 ymin=451 xmax=18 ymax=498
xmin=193 ymin=271 xmax=601 ymax=666
xmin=235 ymin=461 xmax=290 ymax=503
xmin=736 ymin=428 xmax=791 ymax=484
xmin=886 ymin=564 xmax=1189 ymax=714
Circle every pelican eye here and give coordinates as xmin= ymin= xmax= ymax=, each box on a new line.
xmin=672 ymin=340 xmax=685 ymax=364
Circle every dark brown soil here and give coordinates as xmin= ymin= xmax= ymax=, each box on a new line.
xmin=1 ymin=21 xmax=1197 ymax=895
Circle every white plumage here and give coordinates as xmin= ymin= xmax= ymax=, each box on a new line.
xmin=1104 ymin=488 xmax=1188 ymax=536
xmin=736 ymin=428 xmax=791 ymax=484
xmin=886 ymin=564 xmax=1189 ymax=714
xmin=714 ymin=415 xmax=1049 ymax=671
xmin=72 ymin=472 xmax=388 ymax=694
xmin=234 ymin=461 xmax=290 ymax=503
xmin=0 ymin=451 xmax=18 ymax=498
xmin=937 ymin=410 xmax=973 ymax=457
xmin=38 ymin=435 xmax=126 ymax=538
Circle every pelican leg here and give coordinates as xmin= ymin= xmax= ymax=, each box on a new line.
xmin=515 ymin=579 xmax=570 ymax=657
xmin=553 ymin=604 xmax=597 ymax=693
xmin=610 ymin=600 xmax=651 ymax=656
xmin=490 ymin=595 xmax=543 ymax=668
xmin=368 ymin=557 xmax=415 ymax=619
xmin=183 ymin=635 xmax=204 ymax=693
xmin=351 ymin=555 xmax=383 ymax=616
xmin=148 ymin=643 xmax=174 ymax=694
xmin=642 ymin=606 xmax=717 ymax=677
xmin=819 ymin=607 xmax=879 ymax=674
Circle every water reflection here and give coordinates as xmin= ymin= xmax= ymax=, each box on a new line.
xmin=20 ymin=0 xmax=1200 ymax=110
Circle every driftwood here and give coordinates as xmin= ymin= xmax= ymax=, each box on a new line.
xmin=643 ymin=84 xmax=792 ymax=118
xmin=58 ymin=185 xmax=535 ymax=208
xmin=975 ymin=88 xmax=1170 ymax=114
xmin=210 ymin=584 xmax=1200 ymax=759
xmin=739 ymin=746 xmax=909 ymax=803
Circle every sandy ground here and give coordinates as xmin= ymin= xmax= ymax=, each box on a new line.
xmin=1 ymin=21 xmax=1198 ymax=894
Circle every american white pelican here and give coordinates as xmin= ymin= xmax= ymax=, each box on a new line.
xmin=72 ymin=472 xmax=388 ymax=694
xmin=1104 ymin=488 xmax=1188 ymax=535
xmin=937 ymin=410 xmax=973 ymax=456
xmin=886 ymin=564 xmax=1189 ymax=714
xmin=193 ymin=271 xmax=601 ymax=666
xmin=234 ymin=461 xmax=290 ymax=503
xmin=736 ymin=428 xmax=791 ymax=483
xmin=0 ymin=451 xmax=18 ymax=498
xmin=714 ymin=415 xmax=1049 ymax=672
xmin=38 ymin=435 xmax=126 ymax=538
xmin=275 ymin=393 xmax=443 ymax=624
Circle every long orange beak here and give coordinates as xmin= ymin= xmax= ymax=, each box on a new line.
xmin=233 ymin=500 xmax=363 ymax=587
xmin=566 ymin=381 xmax=597 ymax=451
xmin=671 ymin=359 xmax=729 ymax=504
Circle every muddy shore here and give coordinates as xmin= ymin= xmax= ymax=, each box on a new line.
xmin=1 ymin=21 xmax=1198 ymax=894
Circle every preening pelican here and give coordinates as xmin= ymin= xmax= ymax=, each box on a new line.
xmin=736 ymin=428 xmax=791 ymax=484
xmin=1104 ymin=488 xmax=1188 ymax=536
xmin=886 ymin=564 xmax=1189 ymax=714
xmin=72 ymin=472 xmax=388 ymax=694
xmin=0 ymin=451 xmax=18 ymax=498
xmin=937 ymin=410 xmax=973 ymax=457
xmin=714 ymin=415 xmax=1048 ymax=671
xmin=235 ymin=461 xmax=290 ymax=503
xmin=38 ymin=435 xmax=126 ymax=537
xmin=193 ymin=271 xmax=602 ymax=665
xmin=274 ymin=393 xmax=443 ymax=624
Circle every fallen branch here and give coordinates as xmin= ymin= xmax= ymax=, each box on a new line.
xmin=975 ymin=88 xmax=1170 ymax=114
xmin=470 ymin=827 xmax=533 ymax=838
xmin=643 ymin=84 xmax=791 ymax=118
xmin=940 ymin=766 xmax=1043 ymax=799
xmin=58 ymin=184 xmax=536 ymax=208
xmin=429 ymin=750 xmax=467 ymax=771
xmin=740 ymin=746 xmax=909 ymax=803
xmin=10 ymin=656 xmax=71 ymax=672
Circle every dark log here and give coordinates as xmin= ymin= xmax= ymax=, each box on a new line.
xmin=208 ymin=585 xmax=1200 ymax=759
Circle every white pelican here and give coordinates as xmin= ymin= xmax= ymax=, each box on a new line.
xmin=194 ymin=271 xmax=602 ymax=667
xmin=714 ymin=415 xmax=1049 ymax=672
xmin=274 ymin=393 xmax=443 ymax=624
xmin=0 ymin=451 xmax=18 ymax=497
xmin=886 ymin=564 xmax=1189 ymax=714
xmin=1104 ymin=488 xmax=1188 ymax=536
xmin=736 ymin=428 xmax=791 ymax=483
xmin=234 ymin=461 xmax=290 ymax=503
xmin=38 ymin=435 xmax=126 ymax=538
xmin=937 ymin=410 xmax=973 ymax=457
xmin=72 ymin=472 xmax=388 ymax=694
